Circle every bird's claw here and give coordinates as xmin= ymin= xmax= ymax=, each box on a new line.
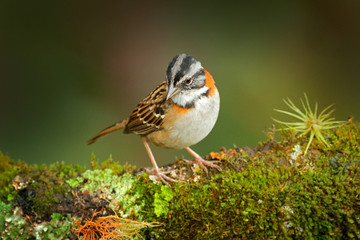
xmin=183 ymin=157 xmax=221 ymax=173
xmin=145 ymin=168 xmax=185 ymax=187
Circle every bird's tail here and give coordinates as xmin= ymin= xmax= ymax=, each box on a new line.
xmin=87 ymin=118 xmax=129 ymax=145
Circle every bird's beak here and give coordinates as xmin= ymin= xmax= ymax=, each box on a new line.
xmin=166 ymin=84 xmax=180 ymax=100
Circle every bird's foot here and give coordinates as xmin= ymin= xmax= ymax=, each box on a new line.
xmin=145 ymin=167 xmax=185 ymax=187
xmin=182 ymin=157 xmax=221 ymax=173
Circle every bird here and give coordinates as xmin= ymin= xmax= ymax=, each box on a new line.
xmin=87 ymin=53 xmax=220 ymax=186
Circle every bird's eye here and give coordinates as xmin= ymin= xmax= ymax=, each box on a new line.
xmin=184 ymin=78 xmax=192 ymax=85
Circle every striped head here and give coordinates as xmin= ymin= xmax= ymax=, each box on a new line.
xmin=166 ymin=54 xmax=212 ymax=108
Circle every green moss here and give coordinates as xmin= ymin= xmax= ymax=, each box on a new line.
xmin=1 ymin=206 xmax=33 ymax=239
xmin=153 ymin=185 xmax=174 ymax=218
xmin=18 ymin=161 xmax=82 ymax=219
xmin=33 ymin=213 xmax=73 ymax=240
xmin=0 ymin=152 xmax=84 ymax=219
xmin=0 ymin=202 xmax=74 ymax=240
xmin=139 ymin=121 xmax=360 ymax=239
xmin=0 ymin=153 xmax=23 ymax=202
xmin=89 ymin=153 xmax=136 ymax=175
xmin=1 ymin=121 xmax=359 ymax=239
xmin=0 ymin=201 xmax=12 ymax=233
xmin=284 ymin=167 xmax=359 ymax=239
xmin=327 ymin=119 xmax=360 ymax=156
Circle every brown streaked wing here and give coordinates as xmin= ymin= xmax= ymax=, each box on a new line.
xmin=124 ymin=81 xmax=168 ymax=135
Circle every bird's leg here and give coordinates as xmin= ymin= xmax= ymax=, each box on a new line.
xmin=142 ymin=138 xmax=184 ymax=186
xmin=183 ymin=147 xmax=221 ymax=173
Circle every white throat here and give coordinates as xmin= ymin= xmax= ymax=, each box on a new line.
xmin=171 ymin=86 xmax=209 ymax=108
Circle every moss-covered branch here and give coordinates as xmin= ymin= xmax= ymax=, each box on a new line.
xmin=1 ymin=120 xmax=360 ymax=239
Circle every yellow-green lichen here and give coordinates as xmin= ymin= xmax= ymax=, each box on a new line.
xmin=67 ymin=168 xmax=145 ymax=218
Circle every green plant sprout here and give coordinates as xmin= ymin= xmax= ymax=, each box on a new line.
xmin=273 ymin=94 xmax=344 ymax=154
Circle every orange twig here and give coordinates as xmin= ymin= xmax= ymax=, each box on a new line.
xmin=73 ymin=211 xmax=162 ymax=240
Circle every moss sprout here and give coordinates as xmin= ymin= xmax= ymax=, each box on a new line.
xmin=273 ymin=93 xmax=345 ymax=154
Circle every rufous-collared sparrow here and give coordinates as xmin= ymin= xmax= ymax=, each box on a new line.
xmin=88 ymin=54 xmax=220 ymax=186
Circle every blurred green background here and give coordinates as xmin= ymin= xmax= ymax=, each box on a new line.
xmin=1 ymin=1 xmax=359 ymax=167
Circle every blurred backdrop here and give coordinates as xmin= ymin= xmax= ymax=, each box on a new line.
xmin=1 ymin=1 xmax=359 ymax=167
